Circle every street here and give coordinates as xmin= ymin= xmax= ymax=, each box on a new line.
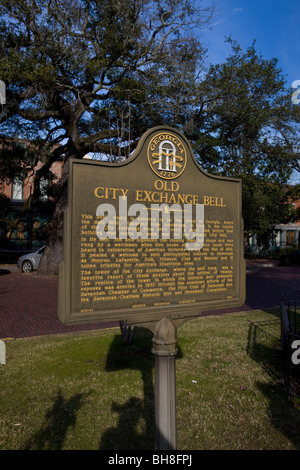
xmin=0 ymin=260 xmax=300 ymax=339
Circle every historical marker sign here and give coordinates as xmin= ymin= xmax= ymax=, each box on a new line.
xmin=58 ymin=126 xmax=245 ymax=328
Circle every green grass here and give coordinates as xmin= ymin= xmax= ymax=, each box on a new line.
xmin=0 ymin=309 xmax=299 ymax=450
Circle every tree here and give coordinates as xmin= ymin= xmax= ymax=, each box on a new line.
xmin=187 ymin=39 xmax=300 ymax=243
xmin=0 ymin=0 xmax=213 ymax=273
xmin=0 ymin=137 xmax=57 ymax=260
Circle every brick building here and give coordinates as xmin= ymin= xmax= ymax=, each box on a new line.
xmin=0 ymin=155 xmax=64 ymax=262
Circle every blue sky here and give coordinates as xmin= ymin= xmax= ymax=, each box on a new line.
xmin=199 ymin=0 xmax=300 ymax=183
xmin=200 ymin=0 xmax=300 ymax=87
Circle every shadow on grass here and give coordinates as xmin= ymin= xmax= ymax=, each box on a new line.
xmin=255 ymin=381 xmax=300 ymax=449
xmin=247 ymin=312 xmax=300 ymax=450
xmin=99 ymin=327 xmax=183 ymax=450
xmin=246 ymin=312 xmax=283 ymax=382
xmin=23 ymin=388 xmax=89 ymax=450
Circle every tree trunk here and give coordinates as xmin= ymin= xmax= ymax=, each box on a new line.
xmin=37 ymin=160 xmax=69 ymax=275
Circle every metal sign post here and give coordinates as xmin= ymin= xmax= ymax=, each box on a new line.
xmin=152 ymin=317 xmax=178 ymax=450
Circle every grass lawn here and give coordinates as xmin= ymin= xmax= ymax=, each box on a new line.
xmin=0 ymin=308 xmax=299 ymax=450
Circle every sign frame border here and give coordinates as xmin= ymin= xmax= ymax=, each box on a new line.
xmin=58 ymin=126 xmax=246 ymax=327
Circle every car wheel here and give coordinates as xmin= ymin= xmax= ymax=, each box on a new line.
xmin=22 ymin=260 xmax=33 ymax=273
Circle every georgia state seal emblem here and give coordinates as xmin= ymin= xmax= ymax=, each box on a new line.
xmin=147 ymin=132 xmax=187 ymax=180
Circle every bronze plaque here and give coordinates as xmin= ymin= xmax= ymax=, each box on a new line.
xmin=58 ymin=127 xmax=246 ymax=326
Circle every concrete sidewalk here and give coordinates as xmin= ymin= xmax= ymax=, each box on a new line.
xmin=1 ymin=261 xmax=300 ymax=339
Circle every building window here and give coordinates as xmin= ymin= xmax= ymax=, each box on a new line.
xmin=11 ymin=178 xmax=23 ymax=200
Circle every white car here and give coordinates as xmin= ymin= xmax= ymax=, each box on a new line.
xmin=17 ymin=246 xmax=46 ymax=273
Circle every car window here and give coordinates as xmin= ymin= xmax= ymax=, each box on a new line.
xmin=38 ymin=246 xmax=46 ymax=254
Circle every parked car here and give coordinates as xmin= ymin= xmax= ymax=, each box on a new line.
xmin=17 ymin=246 xmax=46 ymax=273
xmin=279 ymin=248 xmax=300 ymax=266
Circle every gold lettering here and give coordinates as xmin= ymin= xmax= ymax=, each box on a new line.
xmin=168 ymin=193 xmax=177 ymax=204
xmin=110 ymin=188 xmax=118 ymax=199
xmin=95 ymin=187 xmax=129 ymax=200
xmin=154 ymin=179 xmax=180 ymax=192
xmin=143 ymin=190 xmax=152 ymax=202
xmin=136 ymin=189 xmax=143 ymax=201
xmin=171 ymin=181 xmax=179 ymax=192
xmin=120 ymin=188 xmax=129 ymax=197
xmin=152 ymin=192 xmax=160 ymax=203
xmin=94 ymin=187 xmax=104 ymax=198
xmin=160 ymin=192 xmax=169 ymax=202
xmin=177 ymin=193 xmax=185 ymax=204
xmin=203 ymin=195 xmax=225 ymax=207
xmin=154 ymin=179 xmax=164 ymax=191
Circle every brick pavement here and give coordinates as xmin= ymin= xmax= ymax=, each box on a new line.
xmin=0 ymin=268 xmax=118 ymax=339
xmin=1 ymin=261 xmax=300 ymax=339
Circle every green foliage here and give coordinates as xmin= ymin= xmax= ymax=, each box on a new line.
xmin=189 ymin=39 xmax=300 ymax=237
xmin=1 ymin=5 xmax=300 ymax=266
xmin=0 ymin=0 xmax=212 ymax=270
xmin=278 ymin=246 xmax=299 ymax=257
xmin=0 ymin=0 xmax=210 ymax=160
